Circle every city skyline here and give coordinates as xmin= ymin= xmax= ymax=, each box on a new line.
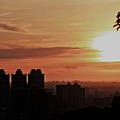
xmin=0 ymin=0 xmax=120 ymax=82
xmin=0 ymin=67 xmax=119 ymax=120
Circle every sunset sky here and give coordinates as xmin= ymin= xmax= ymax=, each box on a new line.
xmin=0 ymin=0 xmax=120 ymax=82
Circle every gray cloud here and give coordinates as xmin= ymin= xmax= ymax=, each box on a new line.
xmin=0 ymin=22 xmax=25 ymax=32
xmin=0 ymin=47 xmax=80 ymax=59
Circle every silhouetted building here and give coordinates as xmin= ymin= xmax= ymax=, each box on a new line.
xmin=0 ymin=69 xmax=10 ymax=112
xmin=27 ymin=86 xmax=53 ymax=119
xmin=28 ymin=69 xmax=44 ymax=89
xmin=45 ymin=89 xmax=56 ymax=116
xmin=6 ymin=93 xmax=18 ymax=120
xmin=11 ymin=69 xmax=27 ymax=89
xmin=0 ymin=69 xmax=9 ymax=89
xmin=56 ymin=82 xmax=86 ymax=113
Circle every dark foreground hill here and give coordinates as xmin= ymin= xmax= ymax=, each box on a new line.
xmin=48 ymin=106 xmax=120 ymax=120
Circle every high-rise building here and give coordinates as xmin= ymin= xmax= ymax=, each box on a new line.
xmin=0 ymin=69 xmax=10 ymax=112
xmin=56 ymin=82 xmax=86 ymax=113
xmin=0 ymin=69 xmax=10 ymax=89
xmin=11 ymin=69 xmax=27 ymax=89
xmin=27 ymin=86 xmax=54 ymax=119
xmin=28 ymin=69 xmax=44 ymax=89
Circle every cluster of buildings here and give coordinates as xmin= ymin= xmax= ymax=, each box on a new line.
xmin=0 ymin=69 xmax=51 ymax=119
xmin=0 ymin=69 xmax=114 ymax=120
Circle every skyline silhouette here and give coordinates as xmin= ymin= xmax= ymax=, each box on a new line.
xmin=0 ymin=68 xmax=120 ymax=120
xmin=1 ymin=0 xmax=120 ymax=119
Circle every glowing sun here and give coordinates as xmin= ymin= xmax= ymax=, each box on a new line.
xmin=92 ymin=31 xmax=120 ymax=62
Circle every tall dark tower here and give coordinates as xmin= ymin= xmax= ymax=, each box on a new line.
xmin=0 ymin=69 xmax=10 ymax=111
xmin=0 ymin=69 xmax=9 ymax=89
xmin=28 ymin=69 xmax=44 ymax=89
xmin=11 ymin=69 xmax=27 ymax=89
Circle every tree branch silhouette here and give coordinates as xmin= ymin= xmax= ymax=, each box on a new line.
xmin=113 ymin=11 xmax=120 ymax=31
